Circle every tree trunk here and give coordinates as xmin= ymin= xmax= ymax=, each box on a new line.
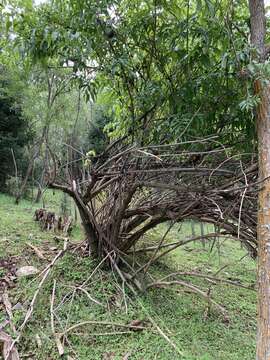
xmin=15 ymin=160 xmax=34 ymax=204
xmin=35 ymin=145 xmax=49 ymax=203
xmin=76 ymin=203 xmax=99 ymax=257
xmin=256 ymin=79 xmax=270 ymax=360
xmin=35 ymin=169 xmax=45 ymax=203
xmin=16 ymin=126 xmax=48 ymax=204
xmin=35 ymin=186 xmax=43 ymax=203
xmin=248 ymin=1 xmax=270 ymax=358
xmin=48 ymin=182 xmax=100 ymax=257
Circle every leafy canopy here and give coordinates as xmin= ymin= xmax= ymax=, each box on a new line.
xmin=5 ymin=0 xmax=256 ymax=150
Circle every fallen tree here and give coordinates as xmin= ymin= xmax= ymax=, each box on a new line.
xmin=45 ymin=135 xmax=258 ymax=261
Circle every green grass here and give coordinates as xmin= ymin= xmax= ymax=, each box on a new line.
xmin=0 ymin=192 xmax=257 ymax=359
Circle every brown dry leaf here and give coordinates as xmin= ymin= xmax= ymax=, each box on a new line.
xmin=103 ymin=352 xmax=115 ymax=360
xmin=2 ymin=292 xmax=16 ymax=334
xmin=49 ymin=247 xmax=58 ymax=251
xmin=26 ymin=242 xmax=47 ymax=260
xmin=35 ymin=334 xmax=42 ymax=348
xmin=129 ymin=319 xmax=143 ymax=331
xmin=129 ymin=319 xmax=142 ymax=327
xmin=2 ymin=292 xmax=12 ymax=315
xmin=55 ymin=334 xmax=64 ymax=356
xmin=122 ymin=352 xmax=132 ymax=360
xmin=0 ymin=330 xmax=20 ymax=360
xmin=15 ymin=266 xmax=39 ymax=278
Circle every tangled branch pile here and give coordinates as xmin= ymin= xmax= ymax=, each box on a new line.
xmin=34 ymin=208 xmax=73 ymax=234
xmin=47 ymin=136 xmax=258 ymax=260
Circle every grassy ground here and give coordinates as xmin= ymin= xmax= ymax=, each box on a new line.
xmin=0 ymin=192 xmax=256 ymax=360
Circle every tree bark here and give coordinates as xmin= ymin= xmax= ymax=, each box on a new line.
xmin=256 ymin=79 xmax=270 ymax=360
xmin=249 ymin=0 xmax=266 ymax=60
xmin=48 ymin=182 xmax=99 ymax=257
xmin=248 ymin=1 xmax=270 ymax=359
xmin=35 ymin=168 xmax=45 ymax=203
xmin=15 ymin=148 xmax=40 ymax=205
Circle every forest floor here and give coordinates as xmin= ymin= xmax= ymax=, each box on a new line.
xmin=0 ymin=192 xmax=256 ymax=360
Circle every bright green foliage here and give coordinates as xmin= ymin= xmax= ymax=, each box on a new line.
xmin=6 ymin=0 xmax=257 ymax=149
xmin=0 ymin=4 xmax=259 ymax=358
xmin=83 ymin=102 xmax=110 ymax=155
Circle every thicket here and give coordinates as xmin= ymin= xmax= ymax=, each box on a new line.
xmin=0 ymin=68 xmax=33 ymax=192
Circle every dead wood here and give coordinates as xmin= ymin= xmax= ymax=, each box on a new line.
xmin=44 ymin=137 xmax=258 ymax=261
xmin=34 ymin=208 xmax=73 ymax=234
xmin=151 ymin=272 xmax=255 ymax=291
xmin=146 ymin=280 xmax=228 ymax=318
xmin=26 ymin=242 xmax=47 ymax=260
xmin=5 ymin=240 xmax=69 ymax=360
xmin=0 ymin=330 xmax=20 ymax=360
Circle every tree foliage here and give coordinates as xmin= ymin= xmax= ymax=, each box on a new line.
xmin=7 ymin=0 xmax=257 ymax=151
xmin=0 ymin=67 xmax=33 ymax=189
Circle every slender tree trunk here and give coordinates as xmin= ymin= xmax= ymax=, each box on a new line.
xmin=74 ymin=204 xmax=78 ymax=224
xmin=35 ymin=144 xmax=49 ymax=203
xmin=15 ymin=126 xmax=48 ymax=204
xmin=15 ymin=159 xmax=35 ymax=204
xmin=248 ymin=1 xmax=270 ymax=358
xmin=200 ymin=222 xmax=205 ymax=248
xmin=191 ymin=221 xmax=195 ymax=236
xmin=35 ymin=169 xmax=45 ymax=203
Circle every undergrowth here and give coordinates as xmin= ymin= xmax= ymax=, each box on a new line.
xmin=0 ymin=192 xmax=256 ymax=359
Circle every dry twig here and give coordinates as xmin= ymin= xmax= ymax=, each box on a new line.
xmin=5 ymin=240 xmax=69 ymax=360
xmin=147 ymin=280 xmax=228 ymax=318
